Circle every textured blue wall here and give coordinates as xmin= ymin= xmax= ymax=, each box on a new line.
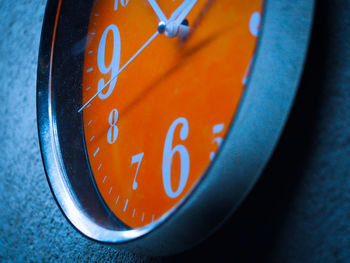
xmin=0 ymin=0 xmax=349 ymax=262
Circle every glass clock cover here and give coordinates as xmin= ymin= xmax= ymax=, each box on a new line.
xmin=81 ymin=0 xmax=263 ymax=228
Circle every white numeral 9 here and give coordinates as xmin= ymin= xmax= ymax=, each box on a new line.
xmin=162 ymin=118 xmax=190 ymax=198
xmin=97 ymin=24 xmax=121 ymax=100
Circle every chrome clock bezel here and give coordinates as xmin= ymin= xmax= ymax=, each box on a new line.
xmin=37 ymin=0 xmax=315 ymax=255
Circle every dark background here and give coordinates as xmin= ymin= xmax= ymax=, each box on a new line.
xmin=0 ymin=0 xmax=349 ymax=262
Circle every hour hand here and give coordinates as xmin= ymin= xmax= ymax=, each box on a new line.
xmin=147 ymin=0 xmax=168 ymax=22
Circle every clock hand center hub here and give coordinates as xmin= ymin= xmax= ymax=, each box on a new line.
xmin=158 ymin=20 xmax=189 ymax=39
xmin=157 ymin=21 xmax=167 ymax=34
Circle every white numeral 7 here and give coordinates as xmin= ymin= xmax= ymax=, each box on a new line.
xmin=131 ymin=152 xmax=144 ymax=190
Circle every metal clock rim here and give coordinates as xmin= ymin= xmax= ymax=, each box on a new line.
xmin=37 ymin=0 xmax=315 ymax=256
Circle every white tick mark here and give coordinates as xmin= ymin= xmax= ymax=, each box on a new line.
xmin=152 ymin=215 xmax=155 ymax=222
xmin=116 ymin=195 xmax=119 ymax=204
xmin=90 ymin=32 xmax=96 ymax=35
xmin=86 ymin=86 xmax=91 ymax=91
xmin=142 ymin=213 xmax=145 ymax=222
xmin=98 ymin=163 xmax=102 ymax=171
xmin=87 ymin=68 xmax=93 ymax=73
xmin=93 ymin=147 xmax=100 ymax=157
xmin=88 ymin=120 xmax=92 ymax=126
xmin=88 ymin=51 xmax=93 ymax=54
xmin=103 ymin=176 xmax=107 ymax=183
xmin=124 ymin=199 xmax=128 ymax=212
xmin=86 ymin=103 xmax=91 ymax=108
xmin=132 ymin=209 xmax=136 ymax=218
xmin=90 ymin=136 xmax=95 ymax=142
xmin=109 ymin=187 xmax=113 ymax=195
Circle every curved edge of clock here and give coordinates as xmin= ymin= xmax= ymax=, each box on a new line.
xmin=37 ymin=0 xmax=133 ymax=244
xmin=118 ymin=0 xmax=316 ymax=255
xmin=37 ymin=0 xmax=316 ymax=256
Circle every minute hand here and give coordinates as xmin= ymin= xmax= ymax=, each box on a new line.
xmin=147 ymin=0 xmax=168 ymax=22
xmin=172 ymin=0 xmax=198 ymax=27
xmin=168 ymin=0 xmax=194 ymax=21
xmin=147 ymin=0 xmax=196 ymax=24
xmin=164 ymin=0 xmax=198 ymax=38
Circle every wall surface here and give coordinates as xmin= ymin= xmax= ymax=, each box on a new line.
xmin=0 ymin=0 xmax=349 ymax=262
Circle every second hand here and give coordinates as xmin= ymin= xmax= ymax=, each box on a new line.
xmin=78 ymin=31 xmax=160 ymax=113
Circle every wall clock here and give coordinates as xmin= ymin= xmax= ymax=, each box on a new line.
xmin=37 ymin=0 xmax=315 ymax=255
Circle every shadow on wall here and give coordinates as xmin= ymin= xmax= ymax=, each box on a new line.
xmin=163 ymin=0 xmax=328 ymax=261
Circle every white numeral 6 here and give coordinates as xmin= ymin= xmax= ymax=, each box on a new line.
xmin=162 ymin=118 xmax=190 ymax=198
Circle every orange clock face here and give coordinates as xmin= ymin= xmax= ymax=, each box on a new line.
xmin=82 ymin=0 xmax=263 ymax=228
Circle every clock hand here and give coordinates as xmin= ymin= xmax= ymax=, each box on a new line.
xmin=152 ymin=0 xmax=193 ymax=36
xmin=174 ymin=0 xmax=198 ymax=27
xmin=181 ymin=0 xmax=215 ymax=42
xmin=165 ymin=0 xmax=198 ymax=38
xmin=168 ymin=0 xmax=193 ymax=21
xmin=147 ymin=0 xmax=168 ymax=22
xmin=147 ymin=0 xmax=196 ymax=25
xmin=78 ymin=31 xmax=159 ymax=113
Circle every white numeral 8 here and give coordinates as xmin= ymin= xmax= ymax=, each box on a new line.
xmin=162 ymin=117 xmax=190 ymax=198
xmin=107 ymin=109 xmax=119 ymax=144
xmin=97 ymin=24 xmax=121 ymax=100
